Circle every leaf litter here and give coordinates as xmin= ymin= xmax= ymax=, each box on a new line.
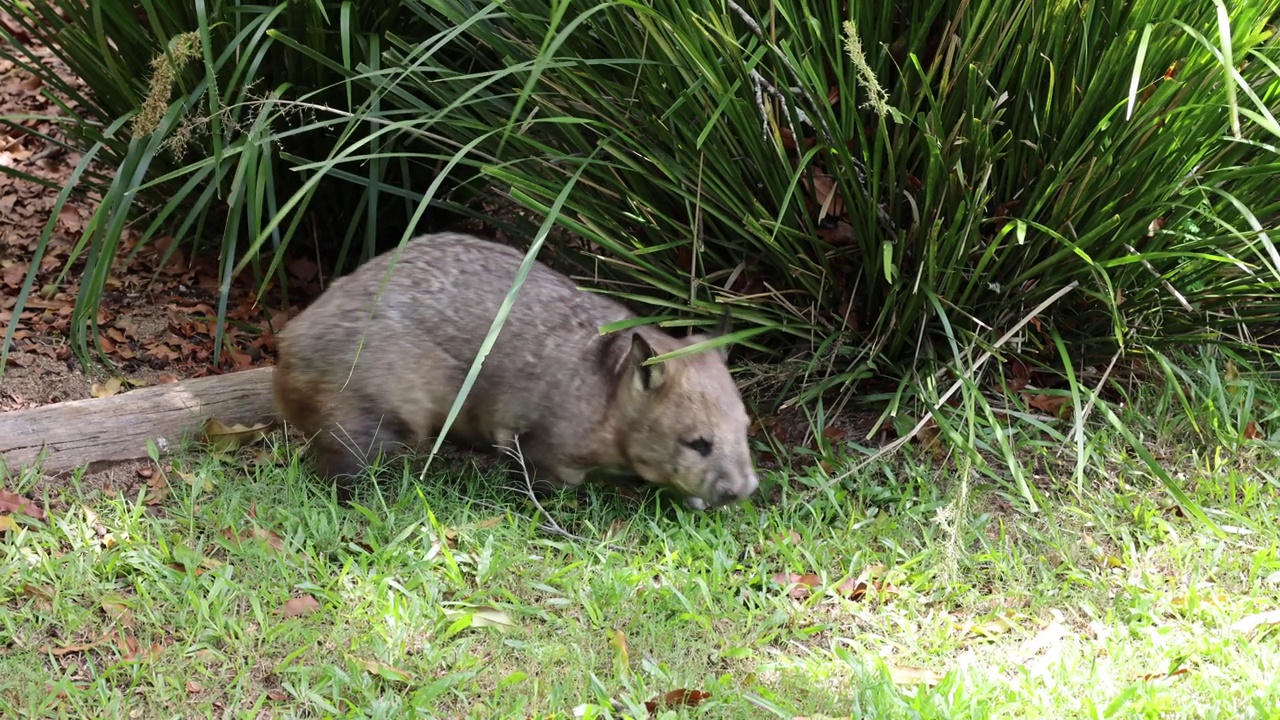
xmin=0 ymin=488 xmax=46 ymax=520
xmin=279 ymin=594 xmax=321 ymax=618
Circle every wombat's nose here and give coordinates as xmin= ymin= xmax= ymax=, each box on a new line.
xmin=712 ymin=472 xmax=759 ymax=507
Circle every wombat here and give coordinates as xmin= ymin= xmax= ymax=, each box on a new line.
xmin=272 ymin=231 xmax=759 ymax=510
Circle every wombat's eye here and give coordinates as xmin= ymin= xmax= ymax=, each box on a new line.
xmin=682 ymin=437 xmax=713 ymax=456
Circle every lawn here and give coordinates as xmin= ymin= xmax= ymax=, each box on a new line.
xmin=2 ymin=353 xmax=1280 ymax=719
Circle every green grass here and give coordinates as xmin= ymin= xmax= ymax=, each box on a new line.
xmin=3 ymin=354 xmax=1280 ymax=719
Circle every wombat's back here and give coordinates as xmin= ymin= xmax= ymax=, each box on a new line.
xmin=274 ymin=232 xmax=634 ymax=445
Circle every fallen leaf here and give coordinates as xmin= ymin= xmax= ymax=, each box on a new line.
xmin=1230 ymin=609 xmax=1280 ymax=635
xmin=610 ymin=629 xmax=630 ymax=675
xmin=1171 ymin=593 xmax=1229 ymax=609
xmin=888 ymin=666 xmax=944 ymax=686
xmin=24 ymin=584 xmax=54 ymax=601
xmin=221 ymin=525 xmax=285 ymax=554
xmin=1138 ymin=667 xmax=1190 ymax=682
xmin=472 ymin=515 xmax=506 ymax=530
xmin=279 ymin=594 xmax=320 ymax=617
xmin=773 ymin=530 xmax=803 ymax=546
xmin=800 ymin=167 xmax=843 ymax=221
xmin=1024 ymin=391 xmax=1071 ymax=417
xmin=470 ymin=607 xmax=516 ymax=629
xmin=0 ymin=515 xmax=16 ymax=533
xmin=0 ymin=489 xmax=45 ymax=520
xmin=286 ymin=257 xmax=319 ymax=282
xmin=143 ymin=472 xmax=170 ymax=506
xmin=101 ymin=598 xmax=134 ymax=626
xmin=606 ymin=518 xmax=628 ymax=539
xmin=350 ymin=656 xmax=414 ymax=683
xmin=90 ymin=377 xmax=124 ymax=398
xmin=442 ymin=606 xmax=517 ymax=632
xmin=57 ymin=207 xmax=82 ymax=233
xmin=201 ymin=418 xmax=273 ymax=451
xmin=772 ymin=572 xmax=823 ymax=600
xmin=41 ymin=635 xmax=107 ymax=656
xmin=644 ymin=689 xmax=711 ymax=713
xmin=117 ymin=633 xmax=166 ymax=663
xmin=833 ymin=564 xmax=898 ymax=602
xmin=954 ymin=610 xmax=1019 ymax=639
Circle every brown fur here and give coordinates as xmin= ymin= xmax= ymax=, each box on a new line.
xmin=272 ymin=231 xmax=759 ymax=509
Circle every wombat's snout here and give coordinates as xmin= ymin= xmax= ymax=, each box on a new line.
xmin=709 ymin=470 xmax=759 ymax=508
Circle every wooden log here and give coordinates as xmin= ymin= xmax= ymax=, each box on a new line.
xmin=1 ymin=366 xmax=279 ymax=477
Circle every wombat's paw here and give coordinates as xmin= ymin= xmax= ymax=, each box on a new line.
xmin=683 ymin=496 xmax=710 ymax=511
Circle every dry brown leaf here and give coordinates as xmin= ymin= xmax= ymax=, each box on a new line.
xmin=1138 ymin=667 xmax=1190 ymax=682
xmin=0 ymin=489 xmax=45 ymax=521
xmin=1024 ymin=391 xmax=1071 ymax=417
xmin=773 ymin=530 xmax=803 ymax=546
xmin=221 ymin=525 xmax=285 ymax=554
xmin=888 ymin=666 xmax=944 ymax=686
xmin=90 ymin=377 xmax=124 ymax=398
xmin=772 ymin=572 xmax=822 ymax=600
xmin=955 ymin=610 xmax=1019 ymax=639
xmin=201 ymin=417 xmax=273 ymax=451
xmin=286 ymin=256 xmax=319 ymax=282
xmin=117 ymin=633 xmax=166 ymax=663
xmin=1171 ymin=593 xmax=1228 ymax=609
xmin=57 ymin=207 xmax=82 ymax=233
xmin=605 ymin=518 xmax=628 ymax=540
xmin=41 ymin=634 xmax=107 ymax=656
xmin=279 ymin=594 xmax=320 ymax=617
xmin=473 ymin=515 xmax=506 ymax=530
xmin=101 ymin=598 xmax=133 ymax=626
xmin=1230 ymin=609 xmax=1280 ymax=635
xmin=610 ymin=628 xmax=629 ymax=670
xmin=644 ymin=689 xmax=711 ymax=713
xmin=143 ymin=472 xmax=170 ymax=506
xmin=351 ymin=656 xmax=414 ymax=683
xmin=833 ymin=564 xmax=898 ymax=602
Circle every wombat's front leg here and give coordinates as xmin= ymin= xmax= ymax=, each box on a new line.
xmin=312 ymin=409 xmax=411 ymax=503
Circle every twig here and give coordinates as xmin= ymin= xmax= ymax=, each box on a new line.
xmin=1125 ymin=243 xmax=1193 ymax=312
xmin=814 ymin=280 xmax=1081 ymax=493
xmin=503 ymin=434 xmax=627 ymax=553
xmin=1066 ymin=347 xmax=1122 ymax=445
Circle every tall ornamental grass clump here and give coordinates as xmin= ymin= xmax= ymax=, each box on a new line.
xmin=300 ymin=0 xmax=1280 ymax=414
xmin=0 ymin=0 xmax=487 ymax=369
xmin=5 ymin=0 xmax=1279 ymax=417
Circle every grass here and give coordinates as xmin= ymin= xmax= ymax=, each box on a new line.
xmin=3 ymin=352 xmax=1280 ymax=719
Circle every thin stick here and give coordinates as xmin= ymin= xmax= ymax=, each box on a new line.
xmin=1067 ymin=347 xmax=1123 ymax=445
xmin=503 ymin=435 xmax=627 ymax=553
xmin=816 ymin=280 xmax=1081 ymax=492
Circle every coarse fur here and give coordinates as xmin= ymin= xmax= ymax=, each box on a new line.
xmin=272 ymin=231 xmax=759 ymax=509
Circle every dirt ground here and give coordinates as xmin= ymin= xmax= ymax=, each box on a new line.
xmin=0 ymin=10 xmax=305 ymax=507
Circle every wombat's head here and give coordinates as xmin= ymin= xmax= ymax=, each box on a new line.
xmin=612 ymin=314 xmax=759 ymax=509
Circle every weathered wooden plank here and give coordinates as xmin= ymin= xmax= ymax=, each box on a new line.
xmin=0 ymin=366 xmax=279 ymax=476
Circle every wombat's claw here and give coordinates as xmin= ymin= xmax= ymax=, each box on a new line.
xmin=683 ymin=496 xmax=710 ymax=511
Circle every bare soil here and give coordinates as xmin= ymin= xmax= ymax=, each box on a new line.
xmin=0 ymin=12 xmax=301 ymax=500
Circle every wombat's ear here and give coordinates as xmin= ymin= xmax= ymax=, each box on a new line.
xmin=628 ymin=332 xmax=666 ymax=391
